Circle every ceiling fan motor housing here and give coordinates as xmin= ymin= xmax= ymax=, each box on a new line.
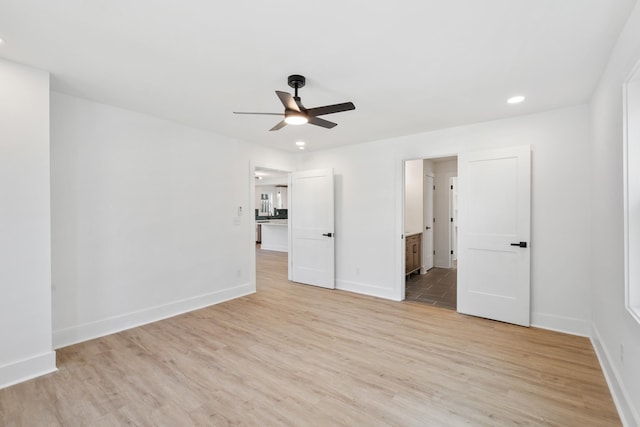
xmin=288 ymin=74 xmax=306 ymax=89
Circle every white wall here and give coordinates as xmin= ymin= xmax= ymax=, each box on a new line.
xmin=0 ymin=59 xmax=56 ymax=388
xmin=404 ymin=159 xmax=423 ymax=234
xmin=433 ymin=160 xmax=457 ymax=268
xmin=276 ymin=186 xmax=288 ymax=210
xmin=297 ymin=140 xmax=400 ymax=299
xmin=255 ymin=185 xmax=288 ymax=212
xmin=589 ymin=1 xmax=640 ymax=424
xmin=298 ymin=105 xmax=592 ymax=335
xmin=423 ymin=159 xmax=434 ymax=176
xmin=51 ymin=92 xmax=295 ymax=348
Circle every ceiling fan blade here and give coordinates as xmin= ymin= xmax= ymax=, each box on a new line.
xmin=306 ymin=102 xmax=355 ymax=117
xmin=269 ymin=120 xmax=288 ymax=131
xmin=308 ymin=116 xmax=338 ymax=129
xmin=276 ymin=91 xmax=301 ymax=112
xmin=233 ymin=112 xmax=283 ymax=116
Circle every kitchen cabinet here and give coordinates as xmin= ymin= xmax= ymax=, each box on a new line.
xmin=405 ymin=233 xmax=422 ymax=275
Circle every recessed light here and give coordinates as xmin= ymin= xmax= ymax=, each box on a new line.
xmin=0 ymin=37 xmax=5 ymax=45
xmin=295 ymin=141 xmax=305 ymax=146
xmin=507 ymin=95 xmax=525 ymax=104
xmin=298 ymin=146 xmax=305 ymax=150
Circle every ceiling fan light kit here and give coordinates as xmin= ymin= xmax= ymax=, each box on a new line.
xmin=233 ymin=74 xmax=355 ymax=131
xmin=284 ymin=112 xmax=308 ymax=125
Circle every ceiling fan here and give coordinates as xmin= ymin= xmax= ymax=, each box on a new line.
xmin=233 ymin=74 xmax=355 ymax=131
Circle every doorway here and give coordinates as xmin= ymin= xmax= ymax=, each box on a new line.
xmin=253 ymin=166 xmax=291 ymax=292
xmin=404 ymin=156 xmax=458 ymax=309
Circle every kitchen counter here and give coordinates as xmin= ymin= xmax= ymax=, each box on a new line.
xmin=258 ymin=219 xmax=288 ymax=225
xmin=259 ymin=220 xmax=288 ymax=252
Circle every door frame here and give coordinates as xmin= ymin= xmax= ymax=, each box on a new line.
xmin=422 ymin=173 xmax=434 ymax=273
xmin=249 ymin=161 xmax=293 ymax=293
xmin=399 ymin=154 xmax=458 ymax=301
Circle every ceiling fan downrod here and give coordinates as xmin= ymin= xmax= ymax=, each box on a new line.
xmin=288 ymin=74 xmax=306 ymax=100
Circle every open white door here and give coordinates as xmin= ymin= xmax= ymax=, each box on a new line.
xmin=423 ymin=175 xmax=434 ymax=271
xmin=451 ymin=177 xmax=458 ymax=263
xmin=457 ymin=146 xmax=531 ymax=326
xmin=290 ymin=168 xmax=335 ymax=289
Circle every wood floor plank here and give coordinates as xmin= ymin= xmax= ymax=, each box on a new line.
xmin=0 ymin=248 xmax=620 ymax=426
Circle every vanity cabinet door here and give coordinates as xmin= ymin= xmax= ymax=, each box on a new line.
xmin=405 ymin=242 xmax=413 ymax=273
xmin=405 ymin=234 xmax=422 ymax=274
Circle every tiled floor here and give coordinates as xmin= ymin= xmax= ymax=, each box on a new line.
xmin=405 ymin=267 xmax=457 ymax=310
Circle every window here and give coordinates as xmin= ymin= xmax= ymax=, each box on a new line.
xmin=624 ymin=61 xmax=640 ymax=323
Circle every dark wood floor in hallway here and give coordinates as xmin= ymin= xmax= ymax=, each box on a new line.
xmin=0 ymin=248 xmax=620 ymax=426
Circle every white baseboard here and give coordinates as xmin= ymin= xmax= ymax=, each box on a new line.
xmin=591 ymin=324 xmax=640 ymax=427
xmin=0 ymin=351 xmax=57 ymax=390
xmin=336 ymin=279 xmax=398 ymax=301
xmin=53 ymin=283 xmax=253 ymax=349
xmin=531 ymin=312 xmax=591 ymax=336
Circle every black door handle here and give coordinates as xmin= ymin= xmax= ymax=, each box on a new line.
xmin=425 ymin=226 xmax=431 ymax=230
xmin=322 ymin=232 xmax=333 ymax=237
xmin=510 ymin=242 xmax=527 ymax=248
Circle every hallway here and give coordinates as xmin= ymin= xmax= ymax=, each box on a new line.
xmin=405 ymin=267 xmax=457 ymax=310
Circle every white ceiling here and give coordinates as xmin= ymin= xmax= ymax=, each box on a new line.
xmin=0 ymin=1 xmax=635 ymax=152
xmin=255 ymin=167 xmax=289 ymax=186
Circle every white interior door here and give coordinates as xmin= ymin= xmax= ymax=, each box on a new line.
xmin=457 ymin=146 xmax=531 ymax=326
xmin=289 ymin=168 xmax=335 ymax=289
xmin=450 ymin=177 xmax=458 ymax=262
xmin=423 ymin=175 xmax=434 ymax=271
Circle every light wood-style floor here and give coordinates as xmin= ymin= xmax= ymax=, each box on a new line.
xmin=0 ymin=249 xmax=620 ymax=426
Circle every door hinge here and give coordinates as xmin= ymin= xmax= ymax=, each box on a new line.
xmin=433 ymin=250 xmax=435 ymax=255
xmin=451 ymin=185 xmax=453 ymax=190
xmin=450 ymin=217 xmax=453 ymax=222
xmin=451 ymin=250 xmax=454 ymax=255
xmin=433 ymin=217 xmax=435 ymax=223
xmin=433 ymin=185 xmax=436 ymax=190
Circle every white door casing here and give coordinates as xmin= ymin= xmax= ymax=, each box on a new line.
xmin=290 ymin=168 xmax=335 ymax=289
xmin=423 ymin=174 xmax=434 ymax=271
xmin=457 ymin=146 xmax=531 ymax=326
